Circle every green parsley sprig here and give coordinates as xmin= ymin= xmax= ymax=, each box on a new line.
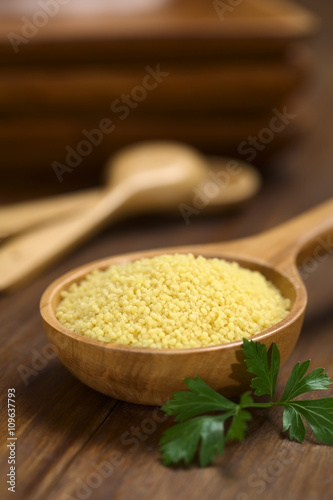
xmin=159 ymin=338 xmax=333 ymax=467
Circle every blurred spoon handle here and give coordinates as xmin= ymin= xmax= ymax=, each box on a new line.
xmin=0 ymin=189 xmax=101 ymax=239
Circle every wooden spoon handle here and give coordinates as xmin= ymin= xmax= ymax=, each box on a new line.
xmin=257 ymin=198 xmax=333 ymax=266
xmin=0 ymin=183 xmax=131 ymax=292
xmin=214 ymin=198 xmax=333 ymax=271
xmin=0 ymin=189 xmax=101 ymax=239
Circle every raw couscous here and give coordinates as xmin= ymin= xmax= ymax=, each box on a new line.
xmin=56 ymin=253 xmax=290 ymax=349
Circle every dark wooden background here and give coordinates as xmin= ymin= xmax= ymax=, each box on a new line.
xmin=1 ymin=1 xmax=333 ymax=499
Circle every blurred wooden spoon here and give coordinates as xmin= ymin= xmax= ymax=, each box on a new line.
xmin=0 ymin=141 xmax=261 ymax=239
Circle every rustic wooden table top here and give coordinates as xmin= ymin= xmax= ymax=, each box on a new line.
xmin=1 ymin=1 xmax=333 ymax=499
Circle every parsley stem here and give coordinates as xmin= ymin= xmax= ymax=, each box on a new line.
xmin=243 ymin=402 xmax=273 ymax=408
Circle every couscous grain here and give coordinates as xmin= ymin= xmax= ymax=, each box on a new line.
xmin=56 ymin=254 xmax=290 ymax=348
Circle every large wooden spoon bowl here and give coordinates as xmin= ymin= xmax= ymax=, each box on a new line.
xmin=40 ymin=199 xmax=333 ymax=405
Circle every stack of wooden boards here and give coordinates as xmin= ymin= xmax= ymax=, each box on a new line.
xmin=0 ymin=0 xmax=318 ymax=185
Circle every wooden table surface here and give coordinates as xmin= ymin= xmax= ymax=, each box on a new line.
xmin=1 ymin=1 xmax=333 ymax=499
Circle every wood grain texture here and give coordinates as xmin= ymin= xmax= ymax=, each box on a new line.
xmin=1 ymin=0 xmax=333 ymax=498
xmin=1 ymin=188 xmax=333 ymax=499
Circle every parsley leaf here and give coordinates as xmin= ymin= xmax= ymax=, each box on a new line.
xmin=161 ymin=376 xmax=237 ymax=422
xmin=242 ymin=338 xmax=280 ymax=398
xmin=159 ymin=414 xmax=231 ymax=467
xmin=159 ymin=339 xmax=333 ymax=467
xmin=282 ymin=404 xmax=306 ymax=442
xmin=282 ymin=398 xmax=333 ymax=444
xmin=280 ymin=361 xmax=331 ymax=401
xmin=278 ymin=360 xmax=332 ymax=443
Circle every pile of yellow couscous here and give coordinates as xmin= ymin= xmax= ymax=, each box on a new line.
xmin=56 ymin=253 xmax=290 ymax=349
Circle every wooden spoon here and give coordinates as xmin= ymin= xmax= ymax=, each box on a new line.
xmin=0 ymin=142 xmax=260 ymax=239
xmin=0 ymin=142 xmax=260 ymax=292
xmin=40 ymin=198 xmax=333 ymax=405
